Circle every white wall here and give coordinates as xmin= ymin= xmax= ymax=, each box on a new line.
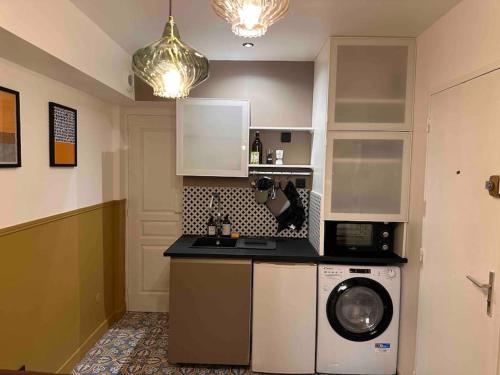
xmin=136 ymin=61 xmax=315 ymax=128
xmin=400 ymin=0 xmax=500 ymax=374
xmin=0 ymin=0 xmax=133 ymax=101
xmin=0 ymin=57 xmax=119 ymax=229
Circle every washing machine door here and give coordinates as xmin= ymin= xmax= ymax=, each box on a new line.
xmin=326 ymin=277 xmax=393 ymax=342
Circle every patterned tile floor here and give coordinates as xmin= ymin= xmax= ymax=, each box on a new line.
xmin=72 ymin=312 xmax=252 ymax=375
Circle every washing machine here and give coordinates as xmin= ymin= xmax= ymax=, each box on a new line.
xmin=316 ymin=264 xmax=401 ymax=375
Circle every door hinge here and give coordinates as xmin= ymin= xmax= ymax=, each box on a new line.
xmin=427 ymin=106 xmax=432 ymax=133
xmin=419 ymin=248 xmax=424 ymax=264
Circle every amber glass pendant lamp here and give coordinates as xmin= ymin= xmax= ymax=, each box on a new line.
xmin=212 ymin=0 xmax=290 ymax=38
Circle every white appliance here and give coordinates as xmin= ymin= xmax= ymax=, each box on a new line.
xmin=252 ymin=262 xmax=317 ymax=374
xmin=317 ymin=264 xmax=401 ymax=375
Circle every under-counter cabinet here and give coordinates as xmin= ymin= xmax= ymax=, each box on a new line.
xmin=176 ymin=98 xmax=250 ymax=177
xmin=329 ymin=38 xmax=415 ymax=131
xmin=252 ymin=262 xmax=317 ymax=374
xmin=324 ymin=131 xmax=412 ymax=222
xmin=169 ymin=258 xmax=252 ymax=365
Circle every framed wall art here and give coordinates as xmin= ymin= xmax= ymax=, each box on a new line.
xmin=49 ymin=102 xmax=77 ymax=167
xmin=0 ymin=86 xmax=21 ymax=168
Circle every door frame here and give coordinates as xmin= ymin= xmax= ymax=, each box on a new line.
xmin=416 ymin=67 xmax=500 ymax=375
xmin=120 ymin=101 xmax=177 ymax=310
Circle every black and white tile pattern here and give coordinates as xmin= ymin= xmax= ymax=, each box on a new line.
xmin=183 ymin=187 xmax=310 ymax=238
xmin=308 ymin=191 xmax=322 ymax=253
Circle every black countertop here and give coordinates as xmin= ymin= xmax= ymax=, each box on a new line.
xmin=164 ymin=235 xmax=408 ymax=265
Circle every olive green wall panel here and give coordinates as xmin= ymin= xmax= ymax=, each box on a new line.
xmin=0 ymin=200 xmax=126 ymax=373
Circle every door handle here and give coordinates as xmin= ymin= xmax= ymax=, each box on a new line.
xmin=466 ymin=271 xmax=495 ymax=317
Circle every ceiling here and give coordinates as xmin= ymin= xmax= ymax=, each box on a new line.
xmin=70 ymin=0 xmax=461 ymax=61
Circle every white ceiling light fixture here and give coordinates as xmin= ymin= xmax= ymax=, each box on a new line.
xmin=243 ymin=42 xmax=255 ymax=47
xmin=132 ymin=0 xmax=209 ymax=99
xmin=212 ymin=0 xmax=290 ymax=38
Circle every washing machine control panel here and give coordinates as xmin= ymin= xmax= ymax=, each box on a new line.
xmin=349 ymin=268 xmax=371 ymax=274
xmin=322 ymin=266 xmax=399 ymax=281
xmin=322 ymin=266 xmax=345 ymax=277
xmin=372 ymin=267 xmax=399 ymax=280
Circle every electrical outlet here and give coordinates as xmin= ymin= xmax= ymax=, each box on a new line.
xmin=280 ymin=132 xmax=291 ymax=143
xmin=296 ymin=178 xmax=306 ymax=188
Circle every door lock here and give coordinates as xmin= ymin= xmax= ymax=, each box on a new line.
xmin=485 ymin=176 xmax=500 ymax=197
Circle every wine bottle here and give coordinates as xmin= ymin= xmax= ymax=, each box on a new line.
xmin=251 ymin=131 xmax=263 ymax=164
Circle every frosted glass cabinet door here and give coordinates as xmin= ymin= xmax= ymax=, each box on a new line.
xmin=325 ymin=131 xmax=411 ymax=222
xmin=177 ymin=99 xmax=250 ymax=177
xmin=329 ymin=38 xmax=415 ymax=131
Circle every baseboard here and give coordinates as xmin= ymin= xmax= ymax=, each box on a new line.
xmin=56 ymin=309 xmax=126 ymax=374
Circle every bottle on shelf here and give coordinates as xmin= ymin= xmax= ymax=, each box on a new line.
xmin=266 ymin=149 xmax=274 ymax=164
xmin=251 ymin=131 xmax=263 ymax=164
xmin=275 ymin=149 xmax=284 ymax=165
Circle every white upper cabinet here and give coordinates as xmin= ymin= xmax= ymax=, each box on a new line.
xmin=328 ymin=38 xmax=415 ymax=131
xmin=176 ymin=98 xmax=250 ymax=177
xmin=324 ymin=131 xmax=412 ymax=222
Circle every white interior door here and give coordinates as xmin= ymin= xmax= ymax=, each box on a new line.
xmin=416 ymin=70 xmax=500 ymax=375
xmin=127 ymin=105 xmax=182 ymax=312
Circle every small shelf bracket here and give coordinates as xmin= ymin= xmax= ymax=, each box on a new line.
xmin=249 ymin=170 xmax=312 ymax=176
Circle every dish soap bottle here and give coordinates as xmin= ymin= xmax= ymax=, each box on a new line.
xmin=207 ymin=216 xmax=217 ymax=237
xmin=222 ymin=215 xmax=232 ymax=237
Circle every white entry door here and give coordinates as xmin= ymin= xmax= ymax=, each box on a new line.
xmin=416 ymin=70 xmax=500 ymax=374
xmin=126 ymin=104 xmax=182 ymax=312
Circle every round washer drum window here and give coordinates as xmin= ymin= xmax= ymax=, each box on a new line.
xmin=326 ymin=277 xmax=393 ymax=342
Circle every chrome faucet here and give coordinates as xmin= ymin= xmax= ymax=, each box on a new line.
xmin=209 ymin=192 xmax=223 ymax=236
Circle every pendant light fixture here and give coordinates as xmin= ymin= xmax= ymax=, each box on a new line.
xmin=211 ymin=0 xmax=290 ymax=38
xmin=132 ymin=0 xmax=209 ymax=99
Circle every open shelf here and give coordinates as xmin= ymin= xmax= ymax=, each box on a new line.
xmin=250 ymin=126 xmax=314 ymax=133
xmin=335 ymin=98 xmax=405 ymax=104
xmin=249 ymin=164 xmax=313 ymax=169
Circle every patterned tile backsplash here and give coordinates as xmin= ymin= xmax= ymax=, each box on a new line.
xmin=308 ymin=191 xmax=322 ymax=252
xmin=183 ymin=186 xmax=310 ymax=238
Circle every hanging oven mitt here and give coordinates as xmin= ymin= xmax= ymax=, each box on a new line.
xmin=276 ymin=181 xmax=306 ymax=233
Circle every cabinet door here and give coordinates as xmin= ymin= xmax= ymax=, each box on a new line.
xmin=177 ymin=98 xmax=249 ymax=177
xmin=252 ymin=262 xmax=317 ymax=374
xmin=329 ymin=38 xmax=415 ymax=131
xmin=169 ymin=258 xmax=252 ymax=365
xmin=324 ymin=131 xmax=411 ymax=222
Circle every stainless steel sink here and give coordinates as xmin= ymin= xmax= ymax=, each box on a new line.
xmin=191 ymin=237 xmax=276 ymax=250
xmin=236 ymin=238 xmax=276 ymax=250
xmin=192 ymin=237 xmax=238 ymax=248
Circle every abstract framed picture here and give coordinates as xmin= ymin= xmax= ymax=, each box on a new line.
xmin=0 ymin=86 xmax=21 ymax=168
xmin=49 ymin=102 xmax=77 ymax=167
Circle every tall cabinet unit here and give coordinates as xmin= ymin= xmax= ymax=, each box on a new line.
xmin=310 ymin=37 xmax=416 ymax=256
xmin=324 ymin=131 xmax=412 ymax=222
xmin=329 ymin=38 xmax=415 ymax=131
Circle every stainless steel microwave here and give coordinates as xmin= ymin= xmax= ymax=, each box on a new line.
xmin=324 ymin=221 xmax=394 ymax=255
